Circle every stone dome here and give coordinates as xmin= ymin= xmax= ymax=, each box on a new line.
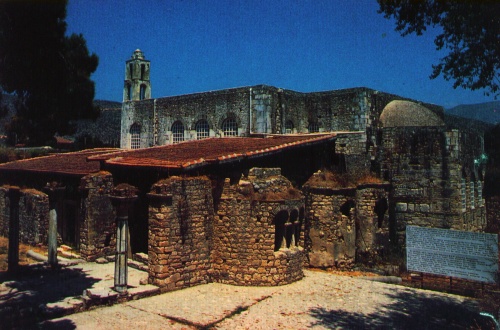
xmin=380 ymin=100 xmax=444 ymax=127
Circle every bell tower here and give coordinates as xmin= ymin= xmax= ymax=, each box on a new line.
xmin=123 ymin=49 xmax=151 ymax=101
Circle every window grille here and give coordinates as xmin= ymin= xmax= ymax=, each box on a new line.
xmin=130 ymin=123 xmax=141 ymax=149
xmin=222 ymin=118 xmax=238 ymax=137
xmin=172 ymin=121 xmax=184 ymax=143
xmin=195 ymin=120 xmax=210 ymax=140
xmin=308 ymin=122 xmax=319 ymax=133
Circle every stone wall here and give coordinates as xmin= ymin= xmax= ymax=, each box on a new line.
xmin=120 ymin=84 xmax=441 ymax=150
xmin=212 ymin=168 xmax=304 ymax=286
xmin=147 ymin=176 xmax=213 ymax=291
xmin=18 ymin=189 xmax=49 ymax=246
xmin=379 ymin=126 xmax=486 ymax=246
xmin=0 ymin=187 xmax=9 ymax=237
xmin=0 ymin=187 xmax=49 ymax=246
xmin=304 ymin=187 xmax=356 ymax=269
xmin=303 ymin=178 xmax=390 ymax=270
xmin=355 ymin=185 xmax=390 ymax=264
xmin=486 ymin=196 xmax=500 ymax=231
xmin=79 ymin=171 xmax=115 ymax=260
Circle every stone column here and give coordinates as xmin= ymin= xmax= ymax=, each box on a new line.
xmin=109 ymin=184 xmax=138 ymax=294
xmin=44 ymin=184 xmax=65 ymax=268
xmin=7 ymin=187 xmax=21 ymax=272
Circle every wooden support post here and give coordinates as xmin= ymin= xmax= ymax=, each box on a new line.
xmin=7 ymin=187 xmax=21 ymax=272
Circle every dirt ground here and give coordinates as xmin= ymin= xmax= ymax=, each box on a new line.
xmin=0 ymin=236 xmax=47 ymax=271
xmin=1 ymin=237 xmax=499 ymax=324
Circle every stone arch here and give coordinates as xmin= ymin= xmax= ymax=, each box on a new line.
xmin=273 ymin=210 xmax=288 ymax=251
xmin=217 ymin=112 xmax=240 ymax=137
xmin=288 ymin=209 xmax=299 ymax=247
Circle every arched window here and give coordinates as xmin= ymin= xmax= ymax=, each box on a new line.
xmin=130 ymin=123 xmax=141 ymax=149
xmin=126 ymin=83 xmax=132 ymax=101
xmin=195 ymin=120 xmax=209 ymax=140
xmin=222 ymin=118 xmax=238 ymax=137
xmin=285 ymin=120 xmax=294 ymax=134
xmin=308 ymin=122 xmax=319 ymax=133
xmin=172 ymin=121 xmax=184 ymax=143
xmin=140 ymin=84 xmax=146 ymax=100
xmin=274 ymin=211 xmax=288 ymax=251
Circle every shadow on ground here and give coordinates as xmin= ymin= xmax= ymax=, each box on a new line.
xmin=309 ymin=287 xmax=494 ymax=329
xmin=0 ymin=264 xmax=99 ymax=329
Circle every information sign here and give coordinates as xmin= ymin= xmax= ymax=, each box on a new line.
xmin=406 ymin=225 xmax=498 ymax=283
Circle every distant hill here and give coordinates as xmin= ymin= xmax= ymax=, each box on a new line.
xmin=447 ymin=101 xmax=500 ymax=125
xmin=0 ymin=95 xmax=122 ymax=143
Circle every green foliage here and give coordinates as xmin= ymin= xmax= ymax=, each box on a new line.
xmin=0 ymin=0 xmax=99 ymax=146
xmin=378 ymin=0 xmax=500 ymax=97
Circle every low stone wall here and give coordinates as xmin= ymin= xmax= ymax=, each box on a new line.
xmin=147 ymin=176 xmax=213 ymax=291
xmin=79 ymin=171 xmax=115 ymax=261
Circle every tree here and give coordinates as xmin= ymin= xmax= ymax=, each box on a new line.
xmin=378 ymin=0 xmax=500 ymax=97
xmin=0 ymin=0 xmax=99 ymax=145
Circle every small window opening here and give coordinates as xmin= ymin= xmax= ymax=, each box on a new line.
xmin=129 ymin=63 xmax=134 ymax=78
xmin=274 ymin=211 xmax=288 ymax=251
xmin=141 ymin=64 xmax=145 ymax=80
xmin=285 ymin=120 xmax=294 ymax=134
xmin=140 ymin=84 xmax=146 ymax=100
xmin=374 ymin=198 xmax=388 ymax=229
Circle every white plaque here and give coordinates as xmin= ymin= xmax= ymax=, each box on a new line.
xmin=406 ymin=225 xmax=498 ymax=283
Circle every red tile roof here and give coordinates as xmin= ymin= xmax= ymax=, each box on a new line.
xmin=0 ymin=148 xmax=119 ymax=176
xmin=89 ymin=134 xmax=337 ymax=170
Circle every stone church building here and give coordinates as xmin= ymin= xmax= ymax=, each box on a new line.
xmin=0 ymin=49 xmax=488 ymax=290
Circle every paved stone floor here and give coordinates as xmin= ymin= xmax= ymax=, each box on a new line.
xmin=34 ymin=269 xmax=492 ymax=330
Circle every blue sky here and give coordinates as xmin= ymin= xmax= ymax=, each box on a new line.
xmin=66 ymin=0 xmax=495 ymax=108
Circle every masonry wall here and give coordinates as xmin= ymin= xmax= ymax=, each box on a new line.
xmin=212 ymin=168 xmax=304 ymax=286
xmin=79 ymin=171 xmax=116 ymax=260
xmin=304 ymin=187 xmax=357 ymax=270
xmin=303 ymin=181 xmax=389 ymax=270
xmin=380 ymin=126 xmax=486 ymax=246
xmin=18 ymin=189 xmax=49 ymax=246
xmin=355 ymin=185 xmax=390 ymax=263
xmin=147 ymin=176 xmax=213 ymax=291
xmin=0 ymin=187 xmax=50 ymax=246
